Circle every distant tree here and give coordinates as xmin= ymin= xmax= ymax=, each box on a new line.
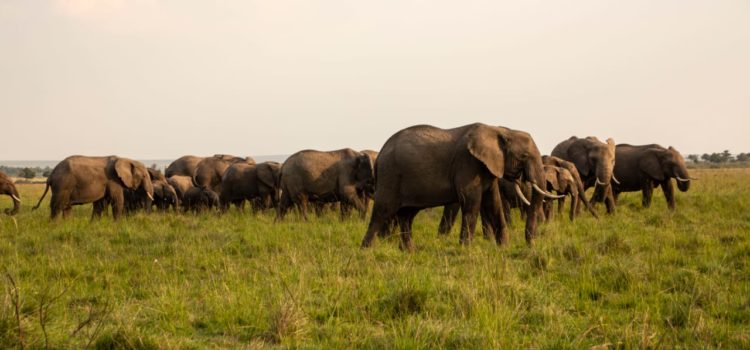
xmin=721 ymin=150 xmax=733 ymax=163
xmin=701 ymin=153 xmax=710 ymax=162
xmin=687 ymin=154 xmax=699 ymax=163
xmin=19 ymin=167 xmax=36 ymax=179
xmin=736 ymin=153 xmax=750 ymax=162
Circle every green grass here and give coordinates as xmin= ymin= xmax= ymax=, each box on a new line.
xmin=1 ymin=168 xmax=748 ymax=349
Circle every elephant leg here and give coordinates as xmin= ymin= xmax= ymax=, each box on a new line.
xmin=501 ymin=195 xmax=512 ymax=226
xmin=459 ymin=189 xmax=482 ymax=245
xmin=219 ymin=197 xmax=229 ymax=213
xmin=361 ymin=201 xmax=398 ymax=248
xmin=543 ymin=200 xmax=552 ymax=222
xmin=50 ymin=192 xmax=64 ymax=220
xmin=481 ymin=180 xmax=507 ymax=245
xmin=63 ymin=206 xmax=73 ymax=218
xmin=557 ymin=196 xmax=565 ymax=217
xmin=276 ymin=189 xmax=293 ymax=221
xmin=313 ymin=201 xmax=324 ymax=217
xmin=641 ymin=181 xmax=654 ymax=208
xmin=297 ymin=194 xmax=309 ymax=220
xmin=568 ymin=193 xmax=576 ymax=221
xmin=339 ymin=201 xmax=351 ymax=221
xmin=396 ymin=207 xmax=419 ymax=252
xmin=438 ymin=203 xmax=459 ymax=235
xmin=107 ymin=184 xmax=125 ymax=219
xmin=661 ymin=179 xmax=676 ymax=210
xmin=340 ymin=185 xmax=366 ymax=219
xmin=91 ymin=198 xmax=107 ymax=220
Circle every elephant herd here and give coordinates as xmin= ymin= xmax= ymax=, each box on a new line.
xmin=1 ymin=122 xmax=692 ymax=250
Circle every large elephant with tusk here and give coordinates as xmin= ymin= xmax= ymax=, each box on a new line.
xmin=612 ymin=144 xmax=693 ymax=210
xmin=33 ymin=156 xmax=154 ymax=219
xmin=0 ymin=171 xmax=21 ymax=215
xmin=551 ymin=136 xmax=618 ymax=214
xmin=361 ymin=123 xmax=562 ymax=250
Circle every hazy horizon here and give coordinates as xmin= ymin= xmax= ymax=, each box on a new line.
xmin=1 ymin=1 xmax=748 ymax=160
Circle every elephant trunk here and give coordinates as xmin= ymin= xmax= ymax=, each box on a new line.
xmin=523 ymin=158 xmax=546 ymax=244
xmin=674 ymin=167 xmax=691 ymax=192
xmin=591 ymin=166 xmax=613 ymax=203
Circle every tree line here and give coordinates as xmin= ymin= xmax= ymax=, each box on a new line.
xmin=686 ymin=151 xmax=750 ymax=164
xmin=0 ymin=165 xmax=52 ymax=179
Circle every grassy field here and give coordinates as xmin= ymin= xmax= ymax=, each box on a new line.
xmin=0 ymin=169 xmax=748 ymax=349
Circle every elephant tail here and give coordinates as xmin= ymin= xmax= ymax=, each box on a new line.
xmin=32 ymin=181 xmax=50 ymax=210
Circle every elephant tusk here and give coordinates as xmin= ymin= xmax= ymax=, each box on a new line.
xmin=611 ymin=175 xmax=621 ymax=185
xmin=11 ymin=194 xmax=21 ymax=202
xmin=514 ymin=183 xmax=531 ymax=206
xmin=595 ymin=178 xmax=608 ymax=187
xmin=532 ymin=183 xmax=566 ymax=199
xmin=675 ymin=176 xmax=691 ymax=183
xmin=147 ymin=192 xmax=155 ymax=201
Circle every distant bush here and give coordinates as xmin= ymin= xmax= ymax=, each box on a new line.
xmin=19 ymin=167 xmax=36 ymax=179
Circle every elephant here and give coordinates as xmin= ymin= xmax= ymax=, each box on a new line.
xmin=277 ymin=148 xmax=374 ymax=221
xmin=0 ymin=171 xmax=21 ymax=215
xmin=611 ymin=144 xmax=692 ymax=210
xmin=151 ymin=180 xmax=179 ymax=212
xmin=192 ymin=154 xmax=255 ymax=194
xmin=542 ymin=165 xmax=579 ymax=221
xmin=165 ymin=155 xmax=205 ymax=178
xmin=167 ymin=175 xmax=194 ymax=201
xmin=551 ymin=136 xmax=617 ymax=214
xmin=542 ymin=155 xmax=598 ymax=219
xmin=33 ymin=156 xmax=154 ymax=219
xmin=219 ymin=161 xmax=281 ymax=212
xmin=182 ymin=186 xmax=219 ymax=213
xmin=360 ymin=123 xmax=559 ymax=250
xmin=143 ymin=168 xmax=178 ymax=211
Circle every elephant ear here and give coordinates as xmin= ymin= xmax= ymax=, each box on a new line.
xmin=467 ymin=125 xmax=506 ymax=178
xmin=561 ymin=170 xmax=575 ymax=193
xmin=544 ymin=166 xmax=559 ymax=191
xmin=569 ymin=143 xmax=590 ymax=177
xmin=639 ymin=149 xmax=666 ymax=181
xmin=257 ymin=164 xmax=276 ymax=188
xmin=115 ymin=158 xmax=137 ymax=189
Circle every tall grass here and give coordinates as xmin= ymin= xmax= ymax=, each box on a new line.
xmin=0 ymin=168 xmax=748 ymax=348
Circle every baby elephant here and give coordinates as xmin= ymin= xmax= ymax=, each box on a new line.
xmin=182 ymin=187 xmax=219 ymax=213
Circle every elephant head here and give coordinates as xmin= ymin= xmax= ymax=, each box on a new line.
xmin=200 ymin=189 xmax=220 ymax=209
xmin=468 ymin=126 xmax=548 ymax=192
xmin=544 ymin=165 xmax=578 ymax=198
xmin=113 ymin=158 xmax=154 ymax=204
xmin=257 ymin=161 xmax=282 ymax=206
xmin=0 ymin=172 xmax=21 ymax=215
xmin=569 ymin=137 xmax=616 ymax=187
xmin=152 ymin=181 xmax=179 ymax=211
xmin=353 ymin=153 xmax=375 ymax=195
xmin=467 ymin=125 xmax=559 ymax=242
xmin=641 ymin=146 xmax=691 ymax=192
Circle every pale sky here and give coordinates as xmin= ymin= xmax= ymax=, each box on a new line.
xmin=1 ymin=0 xmax=748 ymax=160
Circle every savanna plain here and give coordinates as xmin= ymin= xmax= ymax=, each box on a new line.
xmin=0 ymin=168 xmax=748 ymax=349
